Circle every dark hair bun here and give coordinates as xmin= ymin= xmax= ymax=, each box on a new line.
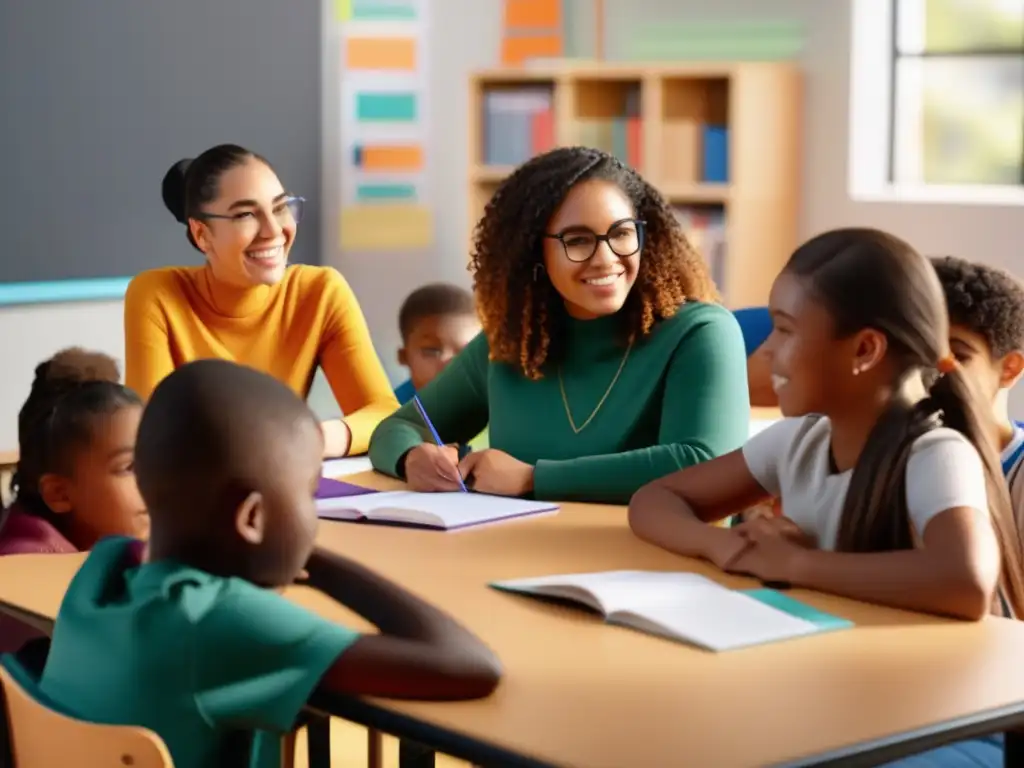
xmin=161 ymin=158 xmax=193 ymax=223
xmin=33 ymin=348 xmax=122 ymax=392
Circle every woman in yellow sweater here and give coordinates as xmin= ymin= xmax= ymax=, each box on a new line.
xmin=124 ymin=144 xmax=398 ymax=457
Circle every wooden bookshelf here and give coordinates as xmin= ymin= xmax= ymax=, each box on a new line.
xmin=467 ymin=62 xmax=802 ymax=308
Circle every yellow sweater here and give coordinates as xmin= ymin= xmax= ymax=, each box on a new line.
xmin=123 ymin=265 xmax=398 ymax=455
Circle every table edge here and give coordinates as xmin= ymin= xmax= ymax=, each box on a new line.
xmin=3 ymin=582 xmax=1024 ymax=766
xmin=780 ymin=702 xmax=1024 ymax=767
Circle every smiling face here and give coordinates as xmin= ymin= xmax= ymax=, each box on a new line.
xmin=763 ymin=271 xmax=872 ymax=417
xmin=188 ymin=158 xmax=297 ymax=288
xmin=541 ymin=179 xmax=641 ymax=320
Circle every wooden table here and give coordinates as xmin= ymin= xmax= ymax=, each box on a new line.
xmin=3 ymin=471 xmax=1024 ymax=767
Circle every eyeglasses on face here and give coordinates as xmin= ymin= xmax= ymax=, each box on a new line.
xmin=197 ymin=196 xmax=306 ymax=231
xmin=543 ymin=218 xmax=646 ymax=263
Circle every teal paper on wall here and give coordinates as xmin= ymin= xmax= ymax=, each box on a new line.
xmin=356 ymin=93 xmax=417 ymax=122
xmin=356 ymin=183 xmax=418 ymax=201
xmin=351 ymin=0 xmax=417 ymax=20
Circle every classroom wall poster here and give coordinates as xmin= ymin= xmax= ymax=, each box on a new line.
xmin=336 ymin=0 xmax=433 ymax=251
xmin=501 ymin=0 xmax=564 ymax=65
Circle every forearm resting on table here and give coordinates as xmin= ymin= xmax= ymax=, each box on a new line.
xmin=305 ymin=548 xmax=491 ymax=646
xmin=628 ymin=485 xmax=739 ymax=560
xmin=790 ymin=548 xmax=994 ymax=621
xmin=306 ymin=548 xmax=501 ymax=700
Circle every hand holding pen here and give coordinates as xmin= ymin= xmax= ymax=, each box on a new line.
xmin=406 ymin=395 xmax=469 ymax=493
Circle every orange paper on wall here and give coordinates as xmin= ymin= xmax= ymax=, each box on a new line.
xmin=501 ymin=35 xmax=563 ymax=66
xmin=361 ymin=145 xmax=424 ymax=172
xmin=503 ymin=0 xmax=561 ymax=30
xmin=346 ymin=37 xmax=417 ymax=71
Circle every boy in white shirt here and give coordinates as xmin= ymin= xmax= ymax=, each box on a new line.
xmin=932 ymin=256 xmax=1024 ymax=529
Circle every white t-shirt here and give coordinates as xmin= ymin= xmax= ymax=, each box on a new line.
xmin=742 ymin=415 xmax=990 ymax=550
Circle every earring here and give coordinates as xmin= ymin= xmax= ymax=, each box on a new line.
xmin=533 ymin=263 xmax=544 ymax=282
xmin=852 ymin=365 xmax=862 ymax=376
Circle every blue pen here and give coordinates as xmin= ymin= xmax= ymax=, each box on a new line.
xmin=412 ymin=394 xmax=468 ymax=492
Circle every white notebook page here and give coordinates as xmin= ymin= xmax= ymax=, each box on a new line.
xmin=617 ymin=586 xmax=819 ymax=651
xmin=339 ymin=491 xmax=555 ymax=528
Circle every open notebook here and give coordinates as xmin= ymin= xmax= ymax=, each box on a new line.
xmin=317 ymin=491 xmax=557 ymax=531
xmin=491 ymin=570 xmax=852 ymax=652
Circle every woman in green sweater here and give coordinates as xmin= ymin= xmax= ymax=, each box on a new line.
xmin=369 ymin=147 xmax=750 ymax=504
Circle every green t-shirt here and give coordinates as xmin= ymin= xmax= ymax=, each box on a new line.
xmin=40 ymin=537 xmax=360 ymax=768
xmin=369 ymin=303 xmax=750 ymax=504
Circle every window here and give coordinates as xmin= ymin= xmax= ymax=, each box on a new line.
xmin=850 ymin=0 xmax=1024 ymax=204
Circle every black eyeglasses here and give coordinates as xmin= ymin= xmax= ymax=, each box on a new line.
xmin=543 ymin=218 xmax=645 ymax=263
xmin=197 ymin=196 xmax=306 ymax=229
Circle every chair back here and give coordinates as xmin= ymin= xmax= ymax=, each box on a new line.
xmin=0 ymin=658 xmax=173 ymax=768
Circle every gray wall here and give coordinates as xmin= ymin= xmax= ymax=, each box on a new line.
xmin=0 ymin=0 xmax=322 ymax=283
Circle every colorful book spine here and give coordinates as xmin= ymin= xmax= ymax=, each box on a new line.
xmin=626 ymin=117 xmax=643 ymax=169
xmin=575 ymin=86 xmax=643 ymax=169
xmin=483 ymin=88 xmax=555 ymax=166
xmin=674 ymin=205 xmax=727 ymax=297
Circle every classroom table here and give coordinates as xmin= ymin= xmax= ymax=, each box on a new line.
xmin=2 ymin=470 xmax=1024 ymax=767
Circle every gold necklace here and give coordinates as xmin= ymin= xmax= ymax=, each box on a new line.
xmin=557 ymin=340 xmax=634 ymax=434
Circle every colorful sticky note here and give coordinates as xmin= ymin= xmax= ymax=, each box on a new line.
xmin=503 ymin=0 xmax=562 ymax=31
xmin=334 ymin=0 xmax=352 ymax=21
xmin=625 ymin=21 xmax=804 ymax=61
xmin=353 ymin=144 xmax=424 ymax=172
xmin=346 ymin=37 xmax=417 ymax=71
xmin=356 ymin=184 xmax=418 ymax=201
xmin=351 ymin=0 xmax=417 ymax=20
xmin=340 ymin=204 xmax=433 ymax=250
xmin=501 ymin=34 xmax=563 ymax=66
xmin=356 ymin=92 xmax=417 ymax=122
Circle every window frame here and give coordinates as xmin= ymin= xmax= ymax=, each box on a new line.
xmin=849 ymin=0 xmax=1024 ymax=206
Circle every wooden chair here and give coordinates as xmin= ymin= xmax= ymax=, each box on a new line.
xmin=0 ymin=660 xmax=174 ymax=768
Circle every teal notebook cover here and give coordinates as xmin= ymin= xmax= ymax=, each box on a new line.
xmin=740 ymin=588 xmax=854 ymax=632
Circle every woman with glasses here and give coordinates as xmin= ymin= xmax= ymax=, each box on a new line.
xmin=368 ymin=146 xmax=750 ymax=503
xmin=124 ymin=144 xmax=398 ymax=458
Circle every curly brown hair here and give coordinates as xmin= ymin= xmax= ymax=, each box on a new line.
xmin=469 ymin=146 xmax=718 ymax=380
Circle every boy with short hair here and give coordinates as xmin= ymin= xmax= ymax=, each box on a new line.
xmin=932 ymin=256 xmax=1024 ymax=525
xmin=37 ymin=359 xmax=500 ymax=768
xmin=395 ymin=283 xmax=480 ymax=404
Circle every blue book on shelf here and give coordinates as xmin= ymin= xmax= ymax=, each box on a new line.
xmin=703 ymin=125 xmax=729 ymax=182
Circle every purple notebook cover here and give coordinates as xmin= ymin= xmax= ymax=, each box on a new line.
xmin=316 ymin=478 xmax=375 ymax=499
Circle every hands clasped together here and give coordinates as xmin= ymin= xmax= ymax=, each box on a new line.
xmin=708 ymin=514 xmax=816 ymax=584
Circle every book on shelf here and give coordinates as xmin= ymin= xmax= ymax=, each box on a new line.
xmin=674 ymin=205 xmax=727 ymax=295
xmin=577 ymin=87 xmax=642 ymax=169
xmin=482 ymin=88 xmax=555 ymax=166
xmin=490 ymin=570 xmax=853 ymax=652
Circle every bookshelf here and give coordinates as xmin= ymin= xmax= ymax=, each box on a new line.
xmin=467 ymin=63 xmax=801 ymax=308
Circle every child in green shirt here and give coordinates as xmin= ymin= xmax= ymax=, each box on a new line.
xmin=37 ymin=359 xmax=500 ymax=768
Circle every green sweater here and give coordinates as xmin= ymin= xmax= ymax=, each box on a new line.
xmin=368 ymin=302 xmax=750 ymax=504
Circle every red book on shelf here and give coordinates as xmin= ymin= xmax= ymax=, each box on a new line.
xmin=627 ymin=116 xmax=643 ymax=169
xmin=531 ymin=107 xmax=555 ymax=154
